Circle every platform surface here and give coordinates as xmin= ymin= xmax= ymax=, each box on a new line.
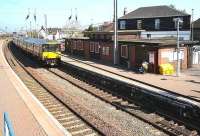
xmin=62 ymin=54 xmax=200 ymax=104
xmin=0 ymin=40 xmax=69 ymax=136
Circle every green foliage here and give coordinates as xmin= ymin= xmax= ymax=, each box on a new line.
xmin=169 ymin=4 xmax=186 ymax=13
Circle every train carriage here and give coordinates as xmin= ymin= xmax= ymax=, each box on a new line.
xmin=13 ymin=37 xmax=61 ymax=66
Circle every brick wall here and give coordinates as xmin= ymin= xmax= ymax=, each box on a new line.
xmin=100 ymin=42 xmax=113 ymax=63
xmin=84 ymin=40 xmax=90 ymax=59
xmin=129 ymin=46 xmax=136 ymax=68
xmin=158 ymin=47 xmax=188 ymax=70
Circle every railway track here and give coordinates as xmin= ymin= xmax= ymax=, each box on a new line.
xmin=4 ymin=42 xmax=103 ymax=136
xmin=47 ymin=59 xmax=199 ymax=135
xmin=4 ymin=41 xmax=200 ymax=136
xmin=49 ymin=68 xmax=199 ymax=136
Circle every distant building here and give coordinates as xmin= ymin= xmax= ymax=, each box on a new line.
xmin=193 ymin=18 xmax=200 ymax=42
xmin=75 ymin=5 xmax=197 ymax=73
xmin=38 ymin=27 xmax=66 ymax=40
xmin=84 ymin=21 xmax=141 ymax=41
xmin=118 ymin=5 xmax=191 ymax=40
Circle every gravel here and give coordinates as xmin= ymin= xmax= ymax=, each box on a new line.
xmin=38 ymin=68 xmax=167 ymax=136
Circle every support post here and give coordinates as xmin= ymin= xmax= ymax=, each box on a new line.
xmin=174 ymin=18 xmax=183 ymax=77
xmin=191 ymin=9 xmax=194 ymax=42
xmin=177 ymin=20 xmax=180 ymax=77
xmin=113 ymin=0 xmax=118 ymax=65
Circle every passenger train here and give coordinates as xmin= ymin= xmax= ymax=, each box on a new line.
xmin=13 ymin=37 xmax=61 ymax=66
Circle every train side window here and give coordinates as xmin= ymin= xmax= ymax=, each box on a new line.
xmin=121 ymin=45 xmax=128 ymax=58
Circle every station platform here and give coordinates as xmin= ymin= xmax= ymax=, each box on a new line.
xmin=61 ymin=54 xmax=200 ymax=104
xmin=0 ymin=40 xmax=68 ymax=136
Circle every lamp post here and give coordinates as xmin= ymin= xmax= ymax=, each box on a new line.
xmin=114 ymin=0 xmax=118 ymax=65
xmin=44 ymin=14 xmax=48 ymax=39
xmin=191 ymin=9 xmax=194 ymax=42
xmin=174 ymin=18 xmax=183 ymax=77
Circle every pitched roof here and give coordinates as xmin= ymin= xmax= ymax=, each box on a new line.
xmin=194 ymin=18 xmax=200 ymax=28
xmin=120 ymin=5 xmax=189 ymax=19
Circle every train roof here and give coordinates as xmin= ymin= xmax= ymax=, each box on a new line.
xmin=24 ymin=38 xmax=46 ymax=45
xmin=21 ymin=37 xmax=59 ymax=45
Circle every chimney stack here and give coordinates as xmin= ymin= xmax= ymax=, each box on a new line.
xmin=124 ymin=7 xmax=127 ymax=15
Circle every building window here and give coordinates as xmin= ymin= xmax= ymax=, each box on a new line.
xmin=155 ymin=19 xmax=160 ymax=30
xmin=174 ymin=17 xmax=183 ymax=29
xmin=120 ymin=20 xmax=126 ymax=29
xmin=102 ymin=46 xmax=110 ymax=56
xmin=90 ymin=42 xmax=95 ymax=52
xmin=137 ymin=20 xmax=142 ymax=29
xmin=173 ymin=50 xmax=184 ymax=60
xmin=73 ymin=41 xmax=77 ymax=50
xmin=95 ymin=42 xmax=100 ymax=53
xmin=121 ymin=45 xmax=128 ymax=58
xmin=78 ymin=40 xmax=84 ymax=50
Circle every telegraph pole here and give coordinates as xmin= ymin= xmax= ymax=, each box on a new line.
xmin=114 ymin=0 xmax=118 ymax=65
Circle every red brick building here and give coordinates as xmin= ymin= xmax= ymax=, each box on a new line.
xmin=64 ymin=5 xmax=197 ymax=73
xmin=65 ymin=38 xmax=196 ymax=73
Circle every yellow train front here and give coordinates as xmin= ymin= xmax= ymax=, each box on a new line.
xmin=41 ymin=41 xmax=61 ymax=66
xmin=13 ymin=37 xmax=61 ymax=66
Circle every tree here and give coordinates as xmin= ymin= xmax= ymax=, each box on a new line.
xmin=169 ymin=4 xmax=186 ymax=13
xmin=169 ymin=4 xmax=175 ymax=9
xmin=87 ymin=24 xmax=94 ymax=31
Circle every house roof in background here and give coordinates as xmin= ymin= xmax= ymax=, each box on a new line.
xmin=120 ymin=5 xmax=190 ymax=20
xmin=194 ymin=18 xmax=200 ymax=28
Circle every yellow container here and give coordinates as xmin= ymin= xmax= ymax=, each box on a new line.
xmin=159 ymin=64 xmax=174 ymax=75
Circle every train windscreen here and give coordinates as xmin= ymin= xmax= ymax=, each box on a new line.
xmin=43 ymin=44 xmax=60 ymax=52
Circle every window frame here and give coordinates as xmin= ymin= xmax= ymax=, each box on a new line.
xmin=102 ymin=46 xmax=110 ymax=56
xmin=90 ymin=42 xmax=95 ymax=52
xmin=95 ymin=42 xmax=100 ymax=53
xmin=73 ymin=40 xmax=77 ymax=50
xmin=155 ymin=19 xmax=160 ymax=30
xmin=78 ymin=40 xmax=84 ymax=50
xmin=137 ymin=20 xmax=142 ymax=29
xmin=120 ymin=20 xmax=126 ymax=30
xmin=106 ymin=47 xmax=110 ymax=56
xmin=121 ymin=45 xmax=128 ymax=58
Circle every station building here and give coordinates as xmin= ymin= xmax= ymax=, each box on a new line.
xmin=65 ymin=5 xmax=198 ymax=73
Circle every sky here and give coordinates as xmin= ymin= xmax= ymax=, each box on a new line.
xmin=0 ymin=0 xmax=199 ymax=32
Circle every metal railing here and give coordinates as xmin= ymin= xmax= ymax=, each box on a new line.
xmin=3 ymin=112 xmax=15 ymax=136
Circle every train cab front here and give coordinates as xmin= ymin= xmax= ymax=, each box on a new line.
xmin=42 ymin=42 xmax=61 ymax=66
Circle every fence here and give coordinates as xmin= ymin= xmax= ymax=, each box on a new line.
xmin=3 ymin=112 xmax=15 ymax=136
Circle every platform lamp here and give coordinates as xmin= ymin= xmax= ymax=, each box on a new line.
xmin=174 ymin=18 xmax=183 ymax=77
xmin=113 ymin=0 xmax=119 ymax=65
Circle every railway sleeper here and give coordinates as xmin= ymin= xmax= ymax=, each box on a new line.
xmin=60 ymin=62 xmax=200 ymax=133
